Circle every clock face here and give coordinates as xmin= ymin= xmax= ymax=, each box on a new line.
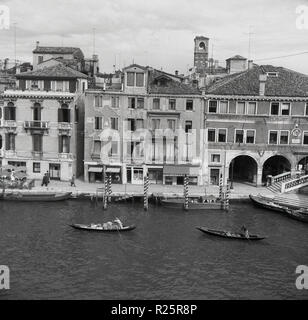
xmin=292 ymin=128 xmax=301 ymax=137
xmin=199 ymin=42 xmax=206 ymax=50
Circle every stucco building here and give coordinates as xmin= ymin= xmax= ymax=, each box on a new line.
xmin=84 ymin=64 xmax=205 ymax=185
xmin=0 ymin=63 xmax=87 ymax=180
xmin=204 ymin=64 xmax=308 ymax=187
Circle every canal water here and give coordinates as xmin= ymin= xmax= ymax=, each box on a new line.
xmin=0 ymin=200 xmax=307 ymax=300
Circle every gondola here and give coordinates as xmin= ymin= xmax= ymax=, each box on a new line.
xmin=283 ymin=208 xmax=308 ymax=223
xmin=249 ymin=194 xmax=287 ymax=213
xmin=196 ymin=227 xmax=267 ymax=241
xmin=70 ymin=224 xmax=136 ymax=232
xmin=0 ymin=191 xmax=72 ymax=202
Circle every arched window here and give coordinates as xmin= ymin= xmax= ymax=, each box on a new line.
xmin=4 ymin=102 xmax=16 ymax=121
xmin=33 ymin=103 xmax=41 ymax=121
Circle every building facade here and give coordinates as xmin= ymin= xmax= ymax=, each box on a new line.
xmin=0 ymin=63 xmax=87 ymax=181
xmin=204 ymin=64 xmax=308 ymax=187
xmin=84 ymin=64 xmax=205 ymax=185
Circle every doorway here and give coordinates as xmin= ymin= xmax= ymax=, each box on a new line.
xmin=49 ymin=163 xmax=61 ymax=180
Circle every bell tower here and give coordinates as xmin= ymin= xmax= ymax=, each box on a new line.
xmin=194 ymin=36 xmax=209 ymax=73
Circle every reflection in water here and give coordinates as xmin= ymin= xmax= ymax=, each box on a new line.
xmin=0 ymin=200 xmax=307 ymax=300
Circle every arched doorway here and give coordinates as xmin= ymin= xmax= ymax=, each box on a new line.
xmin=298 ymin=156 xmax=308 ymax=173
xmin=229 ymin=155 xmax=258 ymax=185
xmin=262 ymin=155 xmax=291 ymax=182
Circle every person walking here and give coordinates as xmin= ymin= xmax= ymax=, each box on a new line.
xmin=46 ymin=171 xmax=50 ymax=185
xmin=70 ymin=174 xmax=76 ymax=187
xmin=41 ymin=174 xmax=48 ymax=187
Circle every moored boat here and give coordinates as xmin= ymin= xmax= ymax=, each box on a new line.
xmin=249 ymin=194 xmax=287 ymax=213
xmin=0 ymin=191 xmax=72 ymax=202
xmin=70 ymin=224 xmax=136 ymax=232
xmin=161 ymin=196 xmax=222 ymax=210
xmin=196 ymin=227 xmax=267 ymax=241
xmin=284 ymin=208 xmax=308 ymax=223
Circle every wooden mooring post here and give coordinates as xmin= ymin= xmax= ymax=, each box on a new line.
xmin=184 ymin=174 xmax=189 ymax=211
xmin=103 ymin=174 xmax=108 ymax=210
xmin=143 ymin=173 xmax=149 ymax=211
xmin=108 ymin=173 xmax=112 ymax=203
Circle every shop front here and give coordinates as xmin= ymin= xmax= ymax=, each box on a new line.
xmin=127 ymin=166 xmax=144 ymax=185
xmin=163 ymin=165 xmax=199 ymax=185
xmin=105 ymin=166 xmax=122 ymax=184
xmin=88 ymin=166 xmax=104 ymax=183
xmin=148 ymin=167 xmax=163 ymax=184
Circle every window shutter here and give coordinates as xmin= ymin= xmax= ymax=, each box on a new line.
xmin=44 ymin=80 xmax=51 ymax=91
xmin=69 ymin=80 xmax=76 ymax=93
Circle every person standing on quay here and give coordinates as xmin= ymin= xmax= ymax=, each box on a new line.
xmin=46 ymin=171 xmax=50 ymax=185
xmin=41 ymin=174 xmax=48 ymax=187
xmin=70 ymin=174 xmax=76 ymax=187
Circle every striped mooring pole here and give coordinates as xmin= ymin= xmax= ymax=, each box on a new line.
xmin=184 ymin=174 xmax=189 ymax=211
xmin=225 ymin=182 xmax=231 ymax=211
xmin=108 ymin=173 xmax=112 ymax=203
xmin=219 ymin=174 xmax=223 ymax=201
xmin=143 ymin=173 xmax=149 ymax=211
xmin=103 ymin=174 xmax=108 ymax=210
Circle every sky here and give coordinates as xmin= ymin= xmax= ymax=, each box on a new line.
xmin=0 ymin=0 xmax=308 ymax=74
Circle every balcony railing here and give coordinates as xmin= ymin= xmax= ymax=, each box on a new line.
xmin=1 ymin=120 xmax=17 ymax=128
xmin=59 ymin=153 xmax=74 ymax=160
xmin=58 ymin=122 xmax=73 ymax=130
xmin=24 ymin=121 xmax=49 ymax=130
xmin=31 ymin=151 xmax=43 ymax=159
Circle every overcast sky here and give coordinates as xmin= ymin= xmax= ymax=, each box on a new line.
xmin=1 ymin=0 xmax=308 ymax=74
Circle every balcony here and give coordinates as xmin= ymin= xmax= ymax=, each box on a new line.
xmin=1 ymin=120 xmax=17 ymax=128
xmin=91 ymin=153 xmax=101 ymax=161
xmin=59 ymin=153 xmax=74 ymax=160
xmin=31 ymin=151 xmax=43 ymax=160
xmin=24 ymin=121 xmax=49 ymax=132
xmin=58 ymin=122 xmax=73 ymax=130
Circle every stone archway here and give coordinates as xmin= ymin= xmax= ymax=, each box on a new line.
xmin=262 ymin=155 xmax=291 ymax=182
xmin=229 ymin=155 xmax=258 ymax=185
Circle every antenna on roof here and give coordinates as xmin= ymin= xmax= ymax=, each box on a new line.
xmin=244 ymin=25 xmax=255 ymax=61
xmin=93 ymin=27 xmax=96 ymax=55
xmin=13 ymin=22 xmax=17 ymax=67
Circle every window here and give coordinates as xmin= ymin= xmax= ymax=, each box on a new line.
xmin=111 ymin=118 xmax=118 ymax=130
xmin=169 ymin=99 xmax=176 ymax=110
xmin=58 ymin=105 xmax=70 ymax=123
xmin=4 ymin=102 xmax=16 ymax=121
xmin=303 ymin=132 xmax=308 ymax=145
xmin=281 ymin=103 xmax=290 ymax=116
xmin=127 ymin=119 xmax=136 ymax=131
xmin=63 ymin=81 xmax=69 ymax=92
xmin=153 ymin=98 xmax=160 ymax=110
xmin=220 ymin=101 xmax=228 ymax=114
xmin=269 ymin=131 xmax=278 ymax=144
xmin=209 ymin=101 xmax=217 ymax=113
xmin=5 ymin=133 xmax=15 ymax=151
xmin=280 ymin=131 xmax=289 ymax=144
xmin=186 ymin=100 xmax=193 ymax=111
xmin=235 ymin=130 xmax=244 ymax=143
xmin=271 ymin=102 xmax=279 ymax=115
xmin=247 ymin=102 xmax=257 ymax=115
xmin=38 ymin=56 xmax=43 ymax=64
xmin=246 ymin=130 xmax=255 ymax=144
xmin=93 ymin=140 xmax=101 ymax=154
xmin=208 ymin=129 xmax=216 ymax=142
xmin=33 ymin=103 xmax=41 ymax=121
xmin=136 ymin=73 xmax=144 ymax=87
xmin=167 ymin=119 xmax=176 ymax=131
xmin=152 ymin=119 xmax=160 ymax=130
xmin=218 ymin=129 xmax=227 ymax=142
xmin=33 ymin=162 xmax=41 ymax=173
xmin=111 ymin=96 xmax=119 ymax=108
xmin=109 ymin=141 xmax=118 ymax=156
xmin=185 ymin=121 xmax=192 ymax=133
xmin=237 ymin=102 xmax=245 ymax=114
xmin=137 ymin=98 xmax=144 ymax=109
xmin=211 ymin=154 xmax=221 ymax=163
xmin=32 ymin=135 xmax=42 ymax=152
xmin=128 ymin=97 xmax=136 ymax=109
xmin=127 ymin=72 xmax=135 ymax=86
xmin=95 ymin=117 xmax=103 ymax=130
xmin=57 ymin=81 xmax=63 ymax=92
xmin=59 ymin=135 xmax=70 ymax=153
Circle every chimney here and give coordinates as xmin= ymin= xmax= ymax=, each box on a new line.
xmin=175 ymin=70 xmax=179 ymax=76
xmin=36 ymin=41 xmax=40 ymax=49
xmin=248 ymin=60 xmax=253 ymax=70
xmin=259 ymin=74 xmax=267 ymax=96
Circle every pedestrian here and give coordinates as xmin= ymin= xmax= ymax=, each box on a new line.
xmin=70 ymin=174 xmax=76 ymax=187
xmin=41 ymin=174 xmax=48 ymax=187
xmin=46 ymin=171 xmax=50 ymax=185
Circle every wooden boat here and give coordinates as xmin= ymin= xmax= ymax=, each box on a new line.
xmin=70 ymin=224 xmax=136 ymax=232
xmin=196 ymin=227 xmax=267 ymax=241
xmin=249 ymin=194 xmax=288 ymax=213
xmin=0 ymin=191 xmax=72 ymax=202
xmin=161 ymin=196 xmax=222 ymax=210
xmin=284 ymin=208 xmax=308 ymax=223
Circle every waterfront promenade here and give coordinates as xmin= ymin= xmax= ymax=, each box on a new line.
xmin=29 ymin=179 xmax=274 ymax=199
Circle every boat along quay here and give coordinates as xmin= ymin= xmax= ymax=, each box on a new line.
xmin=0 ymin=197 xmax=307 ymax=300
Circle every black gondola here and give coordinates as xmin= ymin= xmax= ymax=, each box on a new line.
xmin=284 ymin=209 xmax=308 ymax=223
xmin=70 ymin=224 xmax=136 ymax=232
xmin=249 ymin=194 xmax=287 ymax=213
xmin=196 ymin=227 xmax=267 ymax=241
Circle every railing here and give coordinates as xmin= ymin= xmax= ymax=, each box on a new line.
xmin=24 ymin=121 xmax=49 ymax=130
xmin=58 ymin=123 xmax=73 ymax=130
xmin=59 ymin=153 xmax=74 ymax=160
xmin=281 ymin=174 xmax=308 ymax=193
xmin=2 ymin=120 xmax=17 ymax=128
xmin=32 ymin=151 xmax=43 ymax=159
xmin=272 ymin=172 xmax=291 ymax=184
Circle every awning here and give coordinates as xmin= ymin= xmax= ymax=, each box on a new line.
xmin=163 ymin=165 xmax=191 ymax=177
xmin=106 ymin=167 xmax=121 ymax=173
xmin=88 ymin=167 xmax=103 ymax=173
